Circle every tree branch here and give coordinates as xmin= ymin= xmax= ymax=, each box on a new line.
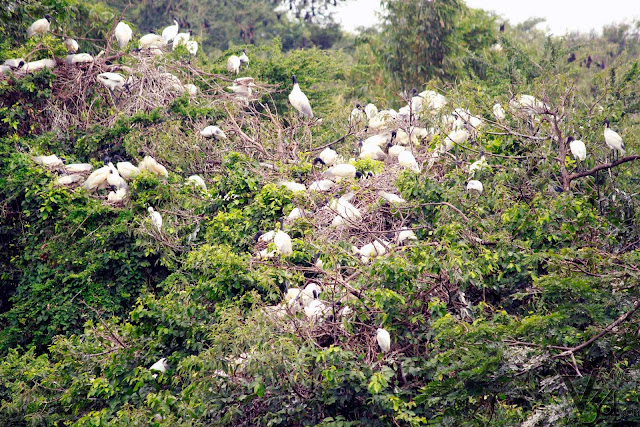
xmin=554 ymin=299 xmax=640 ymax=358
xmin=568 ymin=155 xmax=640 ymax=182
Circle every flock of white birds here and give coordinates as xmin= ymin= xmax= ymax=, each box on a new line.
xmin=14 ymin=14 xmax=629 ymax=378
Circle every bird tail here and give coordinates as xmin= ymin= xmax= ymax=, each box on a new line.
xmin=27 ymin=27 xmax=34 ymax=37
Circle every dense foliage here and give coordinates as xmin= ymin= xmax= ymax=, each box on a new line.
xmin=2 ymin=1 xmax=640 ymax=426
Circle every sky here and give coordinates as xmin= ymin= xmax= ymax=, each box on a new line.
xmin=334 ymin=0 xmax=640 ymax=34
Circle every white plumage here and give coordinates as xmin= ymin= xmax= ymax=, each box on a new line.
xmin=258 ymin=230 xmax=275 ymax=243
xmin=419 ymin=90 xmax=447 ymax=113
xmin=64 ymin=53 xmax=93 ymax=65
xmin=55 ymin=174 xmax=84 ymax=186
xmin=274 ymin=229 xmax=293 ymax=256
xmin=83 ymin=164 xmax=111 ymax=192
xmin=368 ymin=109 xmax=397 ymax=129
xmin=162 ymin=20 xmax=179 ymax=43
xmin=65 ymin=38 xmax=78 ymax=53
xmin=493 ymin=103 xmax=506 ymax=121
xmin=65 ymin=163 xmax=93 ymax=173
xmin=467 ymin=180 xmax=484 ymax=195
xmin=288 ymin=75 xmax=313 ymax=118
xmin=288 ymin=207 xmax=303 ymax=220
xmin=309 ymin=179 xmax=334 ymax=192
xmin=27 ymin=16 xmax=51 ymax=37
xmin=398 ymin=150 xmax=420 ymax=173
xmin=172 ymin=32 xmax=190 ymax=49
xmin=185 ymin=40 xmax=198 ymax=56
xmin=568 ymin=136 xmax=587 ymax=161
xmin=138 ymin=156 xmax=169 ymax=179
xmin=397 ymin=229 xmax=417 ymax=245
xmin=148 ymin=206 xmax=163 ymax=230
xmin=364 ymin=103 xmax=378 ymax=120
xmin=350 ymin=104 xmax=366 ymax=124
xmin=32 ymin=154 xmax=63 ymax=168
xmin=238 ymin=49 xmax=249 ymax=65
xmin=97 ymin=72 xmax=125 ymax=91
xmin=107 ymin=188 xmax=127 ymax=202
xmin=115 ymin=161 xmax=140 ymax=181
xmin=279 ymin=181 xmax=306 ymax=193
xmin=200 ymin=125 xmax=227 ymax=139
xmin=4 ymin=58 xmax=25 ymax=69
xmin=139 ymin=34 xmax=166 ymax=49
xmin=324 ymin=163 xmax=357 ymax=179
xmin=304 ymin=300 xmax=328 ymax=322
xmin=187 ymin=175 xmax=207 ymax=191
xmin=227 ymin=77 xmax=255 ymax=97
xmin=149 ymin=357 xmax=168 ymax=378
xmin=364 ymin=132 xmax=392 ymax=147
xmin=107 ymin=162 xmax=128 ymax=190
xmin=226 ymin=55 xmax=241 ymax=74
xmin=376 ymin=328 xmax=391 ymax=353
xmin=604 ymin=119 xmax=625 ymax=155
xmin=388 ymin=144 xmax=406 ymax=158
xmin=317 ymin=146 xmax=338 ymax=166
xmin=330 ymin=195 xmax=361 ymax=222
xmin=468 ymin=156 xmax=489 ymax=177
xmin=378 ymin=191 xmax=406 ymax=204
xmin=359 ymin=143 xmax=386 ymax=160
xmin=115 ymin=21 xmax=132 ymax=49
xmin=24 ymin=58 xmax=56 ymax=72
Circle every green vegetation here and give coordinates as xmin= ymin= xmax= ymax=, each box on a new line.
xmin=2 ymin=1 xmax=640 ymax=425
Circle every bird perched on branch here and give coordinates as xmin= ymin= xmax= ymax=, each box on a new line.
xmin=27 ymin=15 xmax=51 ymax=37
xmin=64 ymin=38 xmax=78 ymax=53
xmin=377 ymin=328 xmax=391 ymax=353
xmin=200 ymin=125 xmax=227 ymax=139
xmin=148 ymin=206 xmax=163 ymax=230
xmin=288 ymin=75 xmax=313 ymax=118
xmin=115 ymin=21 xmax=132 ymax=49
xmin=567 ymin=136 xmax=587 ymax=163
xmin=162 ymin=19 xmax=179 ymax=43
xmin=604 ymin=118 xmax=625 ymax=160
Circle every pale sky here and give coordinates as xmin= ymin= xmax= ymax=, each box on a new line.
xmin=334 ymin=0 xmax=640 ymax=34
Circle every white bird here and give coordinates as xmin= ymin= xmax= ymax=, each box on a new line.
xmin=388 ymin=144 xmax=406 ymax=158
xmin=279 ymin=181 xmax=306 ymax=193
xmin=107 ymin=162 xmax=127 ymax=190
xmin=274 ymin=221 xmax=293 ymax=256
xmin=378 ymin=191 xmax=406 ymax=204
xmin=107 ymin=187 xmax=127 ymax=202
xmin=226 ymin=55 xmax=241 ymax=74
xmin=139 ymin=34 xmax=166 ymax=49
xmin=288 ymin=207 xmax=303 ymax=220
xmin=443 ymin=128 xmax=469 ymax=151
xmin=227 ymin=77 xmax=255 ymax=97
xmin=172 ymin=32 xmax=190 ymax=49
xmin=604 ymin=118 xmax=625 ymax=156
xmin=55 ymin=174 xmax=84 ymax=186
xmin=510 ymin=95 xmax=547 ymax=115
xmin=162 ymin=19 xmax=179 ymax=43
xmin=97 ymin=72 xmax=126 ymax=91
xmin=309 ymin=179 xmax=334 ymax=192
xmin=27 ymin=15 xmax=51 ymax=37
xmin=33 ymin=154 xmax=63 ymax=168
xmin=114 ymin=158 xmax=140 ymax=181
xmin=304 ymin=300 xmax=328 ymax=322
xmin=350 ymin=104 xmax=366 ymax=124
xmin=330 ymin=195 xmax=361 ymax=222
xmin=567 ymin=136 xmax=587 ymax=161
xmin=200 ymin=125 xmax=227 ymax=139
xmin=398 ymin=150 xmax=420 ymax=173
xmin=397 ymin=229 xmax=417 ymax=245
xmin=4 ymin=58 xmax=25 ymax=69
xmin=148 ymin=206 xmax=163 ymax=230
xmin=0 ymin=65 xmax=12 ymax=74
xmin=115 ymin=21 xmax=132 ymax=49
xmin=364 ymin=132 xmax=393 ymax=148
xmin=315 ymin=146 xmax=338 ymax=166
xmin=188 ymin=175 xmax=207 ymax=191
xmin=183 ymin=84 xmax=198 ymax=95
xmin=493 ymin=103 xmax=506 ymax=121
xmin=364 ymin=103 xmax=378 ymax=120
xmin=83 ymin=161 xmax=111 ymax=192
xmin=185 ymin=40 xmax=198 ymax=56
xmin=64 ymin=53 xmax=93 ymax=65
xmin=138 ymin=155 xmax=168 ymax=179
xmin=288 ymin=75 xmax=313 ymax=119
xmin=376 ymin=328 xmax=391 ymax=353
xmin=149 ymin=357 xmax=168 ymax=378
xmin=258 ymin=230 xmax=275 ymax=243
xmin=468 ymin=156 xmax=489 ymax=177
xmin=64 ymin=38 xmax=78 ymax=53
xmin=368 ymin=109 xmax=397 ymax=129
xmin=490 ymin=43 xmax=503 ymax=53
xmin=358 ymin=240 xmax=388 ymax=262
xmin=23 ymin=58 xmax=56 ymax=72
xmin=359 ymin=143 xmax=386 ymax=160
xmin=467 ymin=180 xmax=484 ymax=195
xmin=324 ymin=163 xmax=357 ymax=179
xmin=238 ymin=49 xmax=249 ymax=65
xmin=65 ymin=163 xmax=93 ymax=173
